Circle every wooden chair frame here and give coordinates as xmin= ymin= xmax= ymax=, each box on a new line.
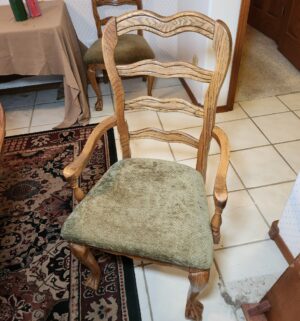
xmin=88 ymin=0 xmax=154 ymax=111
xmin=64 ymin=10 xmax=232 ymax=321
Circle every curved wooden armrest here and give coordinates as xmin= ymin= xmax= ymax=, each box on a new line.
xmin=210 ymin=126 xmax=230 ymax=244
xmin=63 ymin=116 xmax=117 ymax=181
xmin=212 ymin=126 xmax=230 ymax=204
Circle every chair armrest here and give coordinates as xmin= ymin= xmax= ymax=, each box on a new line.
xmin=210 ymin=126 xmax=230 ymax=244
xmin=212 ymin=126 xmax=230 ymax=204
xmin=63 ymin=115 xmax=117 ymax=181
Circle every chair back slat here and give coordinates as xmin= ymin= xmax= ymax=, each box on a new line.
xmin=117 ymin=60 xmax=213 ymax=82
xmin=125 ymin=96 xmax=204 ymax=118
xmin=102 ymin=11 xmax=232 ymax=178
xmin=129 ymin=129 xmax=198 ymax=148
xmin=117 ymin=10 xmax=215 ymax=39
xmin=92 ymin=0 xmax=142 ymax=38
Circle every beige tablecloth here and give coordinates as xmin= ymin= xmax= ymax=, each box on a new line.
xmin=0 ymin=0 xmax=90 ymax=128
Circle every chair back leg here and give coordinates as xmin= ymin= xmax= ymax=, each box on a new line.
xmin=147 ymin=75 xmax=155 ymax=96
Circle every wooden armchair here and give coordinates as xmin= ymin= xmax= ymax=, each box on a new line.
xmin=62 ymin=10 xmax=231 ymax=321
xmin=85 ymin=0 xmax=155 ymax=111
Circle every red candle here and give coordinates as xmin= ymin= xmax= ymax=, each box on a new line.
xmin=26 ymin=0 xmax=41 ymax=17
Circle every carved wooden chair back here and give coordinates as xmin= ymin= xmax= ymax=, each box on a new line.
xmin=91 ymin=0 xmax=143 ymax=38
xmin=102 ymin=10 xmax=232 ymax=181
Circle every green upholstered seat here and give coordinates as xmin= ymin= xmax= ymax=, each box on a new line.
xmin=84 ymin=34 xmax=155 ymax=65
xmin=61 ymin=158 xmax=213 ymax=270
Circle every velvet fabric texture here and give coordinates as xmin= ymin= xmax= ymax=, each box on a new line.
xmin=84 ymin=34 xmax=155 ymax=65
xmin=61 ymin=158 xmax=213 ymax=269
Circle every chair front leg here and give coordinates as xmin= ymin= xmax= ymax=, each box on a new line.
xmin=70 ymin=243 xmax=101 ymax=290
xmin=185 ymin=269 xmax=210 ymax=321
xmin=147 ymin=76 xmax=154 ymax=96
xmin=87 ymin=64 xmax=103 ymax=111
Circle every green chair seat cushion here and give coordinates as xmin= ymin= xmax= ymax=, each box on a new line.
xmin=83 ymin=34 xmax=155 ymax=65
xmin=61 ymin=158 xmax=213 ymax=269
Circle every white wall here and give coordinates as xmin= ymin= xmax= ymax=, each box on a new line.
xmin=206 ymin=0 xmax=242 ymax=105
xmin=1 ymin=0 xmax=242 ymax=104
xmin=178 ymin=0 xmax=242 ymax=105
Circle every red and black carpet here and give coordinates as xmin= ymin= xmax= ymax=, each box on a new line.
xmin=0 ymin=126 xmax=141 ymax=321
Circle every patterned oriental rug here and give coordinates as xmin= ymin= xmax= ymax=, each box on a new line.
xmin=0 ymin=126 xmax=141 ymax=321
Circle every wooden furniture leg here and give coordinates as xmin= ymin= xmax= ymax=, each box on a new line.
xmin=185 ymin=269 xmax=210 ymax=321
xmin=69 ymin=242 xmax=101 ymax=290
xmin=87 ymin=64 xmax=103 ymax=111
xmin=147 ymin=76 xmax=154 ymax=96
xmin=211 ymin=198 xmax=227 ymax=244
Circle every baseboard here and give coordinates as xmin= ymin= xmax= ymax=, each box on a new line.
xmin=0 ymin=76 xmax=104 ymax=95
xmin=0 ymin=75 xmax=63 ymax=95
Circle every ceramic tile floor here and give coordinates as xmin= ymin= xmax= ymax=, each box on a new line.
xmin=1 ymin=78 xmax=299 ymax=321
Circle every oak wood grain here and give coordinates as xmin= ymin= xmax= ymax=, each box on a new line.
xmin=197 ymin=20 xmax=232 ymax=179
xmin=69 ymin=243 xmax=101 ymax=290
xmin=186 ymin=270 xmax=210 ymax=321
xmin=211 ymin=126 xmax=230 ymax=244
xmin=117 ymin=60 xmax=213 ymax=82
xmin=129 ymin=128 xmax=199 ymax=148
xmin=117 ymin=10 xmax=215 ymax=39
xmin=125 ymin=95 xmax=204 ymax=117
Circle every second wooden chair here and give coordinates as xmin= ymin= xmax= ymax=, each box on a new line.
xmin=84 ymin=0 xmax=155 ymax=111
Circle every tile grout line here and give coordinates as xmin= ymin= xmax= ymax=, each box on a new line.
xmin=229 ymin=104 xmax=297 ymax=228
xmin=220 ymin=113 xmax=274 ymax=228
xmin=238 ymin=102 xmax=298 ymax=176
xmin=215 ymin=238 xmax=272 ymax=252
xmin=206 ymin=178 xmax=296 ymax=198
xmin=142 ymin=266 xmax=155 ymax=321
xmin=276 ymin=95 xmax=300 ymax=120
xmin=276 ymin=93 xmax=300 ymax=110
xmin=227 ymin=157 xmax=272 ymax=229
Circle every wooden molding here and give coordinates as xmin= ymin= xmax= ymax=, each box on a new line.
xmin=226 ymin=0 xmax=251 ymax=110
xmin=269 ymin=220 xmax=294 ymax=265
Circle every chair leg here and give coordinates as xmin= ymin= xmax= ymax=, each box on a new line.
xmin=87 ymin=65 xmax=103 ymax=111
xmin=69 ymin=242 xmax=101 ymax=290
xmin=147 ymin=76 xmax=154 ymax=96
xmin=211 ymin=195 xmax=227 ymax=244
xmin=185 ymin=269 xmax=210 ymax=321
